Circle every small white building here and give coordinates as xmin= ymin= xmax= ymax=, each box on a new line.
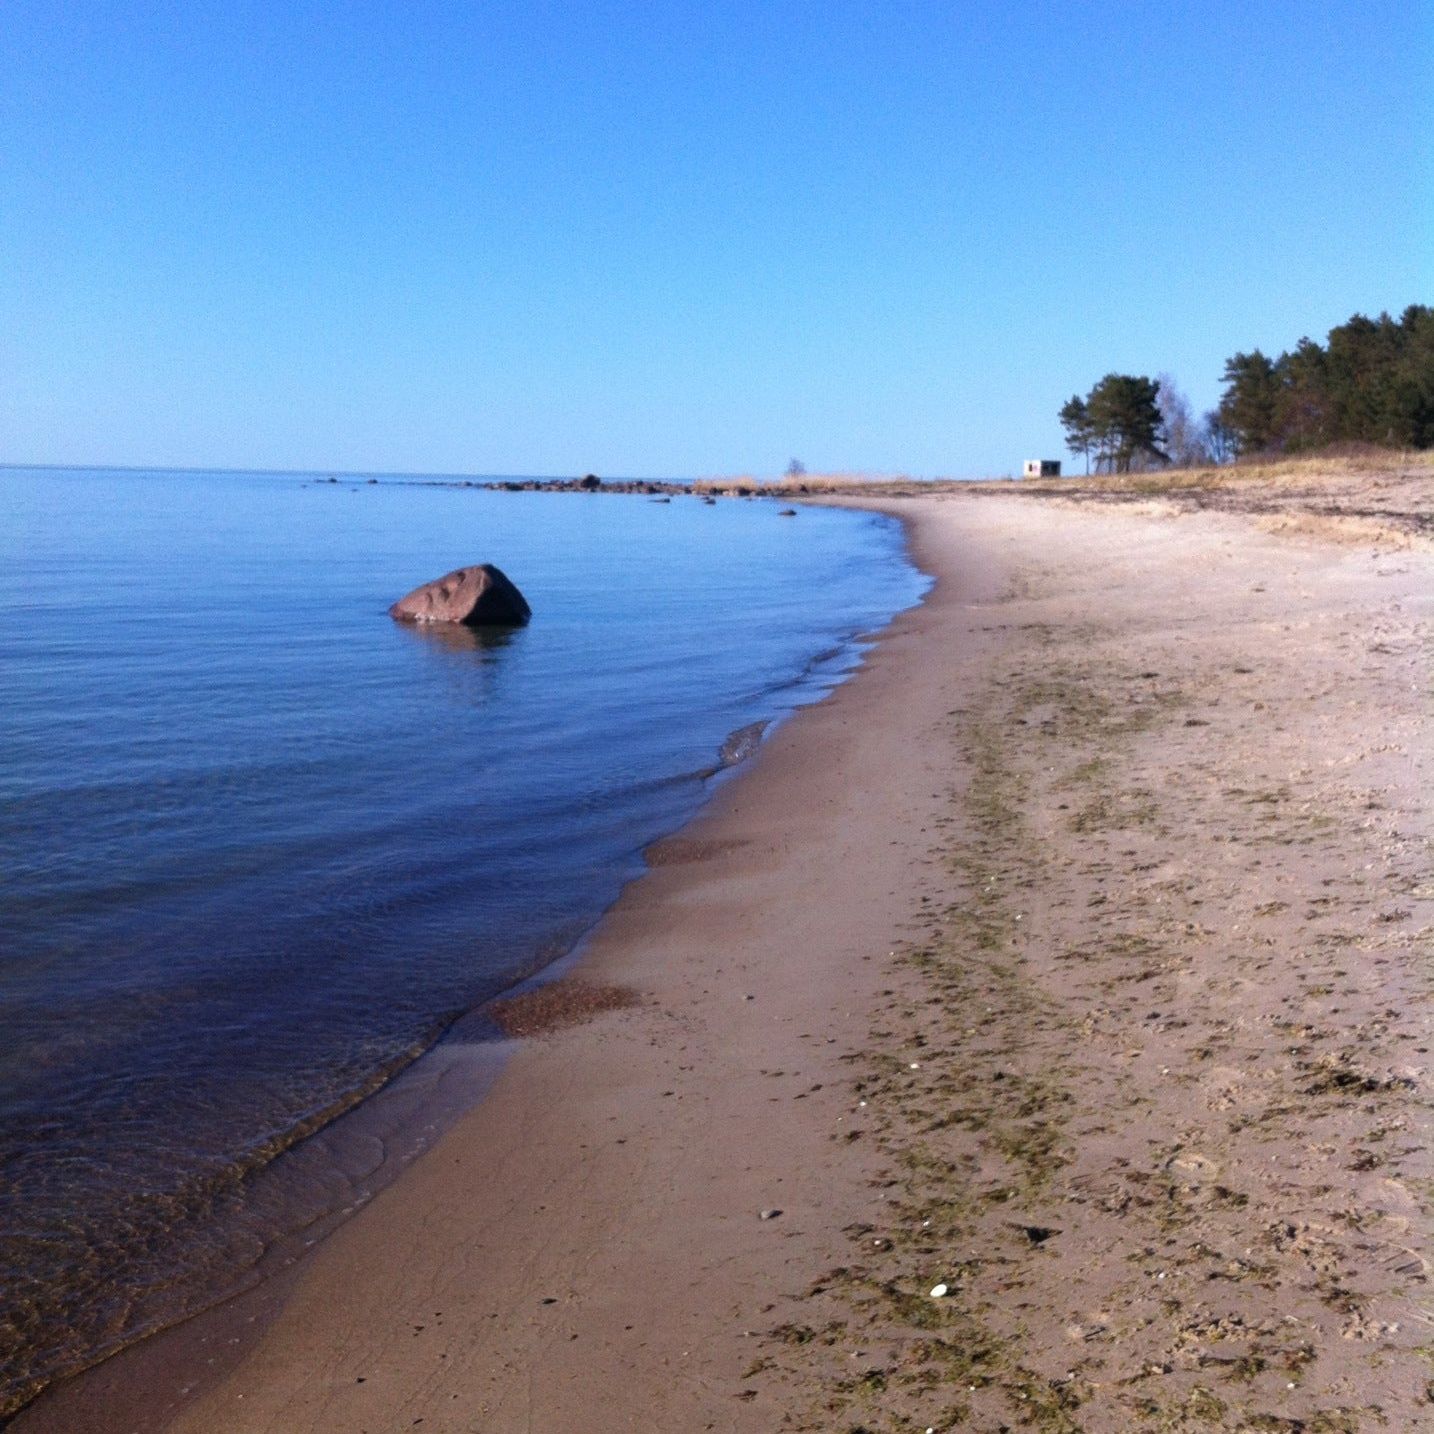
xmin=1023 ymin=459 xmax=1061 ymax=478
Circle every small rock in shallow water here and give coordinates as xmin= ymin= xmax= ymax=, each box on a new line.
xmin=389 ymin=564 xmax=531 ymax=627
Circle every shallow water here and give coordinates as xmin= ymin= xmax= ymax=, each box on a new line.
xmin=0 ymin=468 xmax=926 ymax=1411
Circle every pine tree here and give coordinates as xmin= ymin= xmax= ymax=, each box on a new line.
xmin=1057 ymin=395 xmax=1094 ymax=474
xmin=1217 ymin=351 xmax=1280 ymax=454
xmin=1085 ymin=374 xmax=1166 ymax=473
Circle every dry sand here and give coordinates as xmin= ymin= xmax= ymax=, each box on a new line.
xmin=20 ymin=490 xmax=1432 ymax=1432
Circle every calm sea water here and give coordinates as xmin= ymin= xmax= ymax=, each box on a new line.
xmin=0 ymin=467 xmax=926 ymax=1413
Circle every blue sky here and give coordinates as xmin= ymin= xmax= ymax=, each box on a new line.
xmin=2 ymin=1 xmax=1429 ymax=477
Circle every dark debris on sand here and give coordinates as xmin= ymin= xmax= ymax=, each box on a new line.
xmin=487 ymin=982 xmax=643 ymax=1038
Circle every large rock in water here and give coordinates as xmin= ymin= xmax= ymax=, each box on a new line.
xmin=389 ymin=564 xmax=531 ymax=626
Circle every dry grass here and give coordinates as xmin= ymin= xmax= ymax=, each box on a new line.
xmin=697 ymin=450 xmax=1434 ymax=499
xmin=708 ymin=452 xmax=1434 ymax=550
xmin=989 ymin=447 xmax=1434 ymax=497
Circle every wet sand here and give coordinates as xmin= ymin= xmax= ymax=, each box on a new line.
xmin=20 ymin=490 xmax=1431 ymax=1432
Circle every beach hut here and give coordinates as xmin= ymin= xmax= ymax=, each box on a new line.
xmin=1023 ymin=459 xmax=1062 ymax=478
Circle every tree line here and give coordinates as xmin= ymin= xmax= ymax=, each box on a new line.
xmin=1057 ymin=304 xmax=1432 ymax=472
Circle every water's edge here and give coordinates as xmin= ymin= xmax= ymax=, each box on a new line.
xmin=9 ymin=496 xmax=931 ymax=1427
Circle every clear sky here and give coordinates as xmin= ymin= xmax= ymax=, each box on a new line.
xmin=2 ymin=1 xmax=1429 ymax=477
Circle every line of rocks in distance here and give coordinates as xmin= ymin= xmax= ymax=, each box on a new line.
xmin=480 ymin=475 xmax=795 ymax=498
xmin=308 ymin=473 xmax=811 ymax=498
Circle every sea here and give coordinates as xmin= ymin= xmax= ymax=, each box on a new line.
xmin=0 ymin=466 xmax=927 ymax=1415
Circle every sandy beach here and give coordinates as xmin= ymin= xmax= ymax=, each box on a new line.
xmin=19 ymin=479 xmax=1432 ymax=1432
